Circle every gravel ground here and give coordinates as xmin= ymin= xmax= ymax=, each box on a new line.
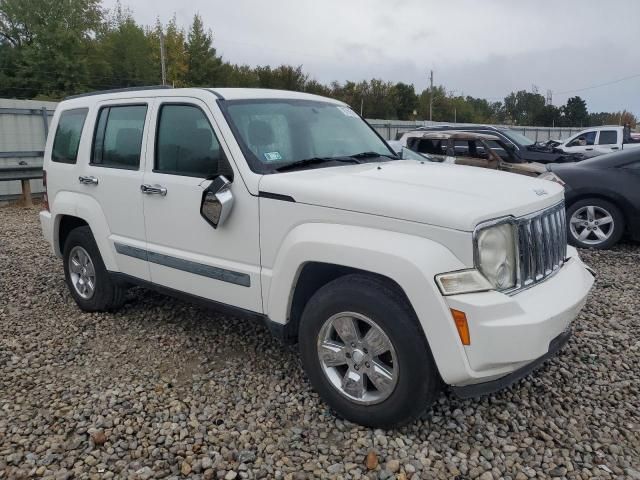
xmin=1 ymin=205 xmax=639 ymax=480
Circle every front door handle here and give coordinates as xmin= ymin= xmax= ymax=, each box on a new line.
xmin=78 ymin=175 xmax=98 ymax=185
xmin=140 ymin=184 xmax=167 ymax=196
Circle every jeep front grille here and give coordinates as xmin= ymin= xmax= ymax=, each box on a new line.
xmin=515 ymin=202 xmax=567 ymax=291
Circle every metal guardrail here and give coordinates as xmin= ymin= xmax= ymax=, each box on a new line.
xmin=0 ymin=165 xmax=44 ymax=206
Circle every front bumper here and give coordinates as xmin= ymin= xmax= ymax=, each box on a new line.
xmin=443 ymin=246 xmax=594 ymax=386
xmin=451 ymin=329 xmax=571 ymax=398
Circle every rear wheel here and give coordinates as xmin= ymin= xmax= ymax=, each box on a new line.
xmin=567 ymin=198 xmax=624 ymax=249
xmin=298 ymin=274 xmax=441 ymax=428
xmin=63 ymin=226 xmax=126 ymax=311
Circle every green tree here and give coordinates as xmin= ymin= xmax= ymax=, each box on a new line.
xmin=561 ymin=96 xmax=588 ymax=127
xmin=0 ymin=0 xmax=102 ymax=98
xmin=185 ymin=14 xmax=222 ymax=86
xmin=393 ymin=82 xmax=417 ymax=120
xmin=93 ymin=4 xmax=159 ymax=89
xmin=504 ymin=90 xmax=546 ymax=125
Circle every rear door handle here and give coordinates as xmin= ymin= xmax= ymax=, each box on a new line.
xmin=585 ymin=148 xmax=593 ymax=151
xmin=140 ymin=184 xmax=167 ymax=196
xmin=78 ymin=175 xmax=98 ymax=185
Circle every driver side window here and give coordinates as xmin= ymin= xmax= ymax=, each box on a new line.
xmin=568 ymin=131 xmax=596 ymax=147
xmin=155 ymin=104 xmax=231 ymax=179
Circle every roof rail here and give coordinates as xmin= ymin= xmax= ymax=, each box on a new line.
xmin=64 ymin=85 xmax=173 ymax=100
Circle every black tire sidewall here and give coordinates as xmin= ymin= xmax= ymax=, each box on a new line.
xmin=566 ymin=198 xmax=624 ymax=249
xmin=62 ymin=226 xmax=118 ymax=311
xmin=298 ymin=275 xmax=440 ymax=428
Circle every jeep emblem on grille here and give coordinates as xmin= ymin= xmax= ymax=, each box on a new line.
xmin=534 ymin=189 xmax=548 ymax=196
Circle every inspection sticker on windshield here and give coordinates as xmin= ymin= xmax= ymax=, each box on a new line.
xmin=338 ymin=107 xmax=359 ymax=118
xmin=264 ymin=151 xmax=283 ymax=162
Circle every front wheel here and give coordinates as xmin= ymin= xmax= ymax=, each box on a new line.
xmin=567 ymin=199 xmax=624 ymax=249
xmin=298 ymin=274 xmax=441 ymax=428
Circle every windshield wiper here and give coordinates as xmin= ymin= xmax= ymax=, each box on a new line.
xmin=275 ymin=156 xmax=361 ymax=172
xmin=349 ymin=151 xmax=398 ymax=160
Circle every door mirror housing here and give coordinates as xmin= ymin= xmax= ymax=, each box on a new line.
xmin=200 ymin=176 xmax=234 ymax=229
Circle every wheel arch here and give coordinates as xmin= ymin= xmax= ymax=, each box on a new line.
xmin=263 ymin=223 xmax=471 ymax=384
xmin=276 ymin=262 xmax=411 ymax=344
xmin=51 ymin=191 xmax=117 ymax=269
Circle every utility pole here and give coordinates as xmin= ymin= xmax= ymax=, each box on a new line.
xmin=159 ymin=30 xmax=167 ymax=86
xmin=429 ymin=70 xmax=434 ymax=122
xmin=360 ymin=97 xmax=364 ymax=116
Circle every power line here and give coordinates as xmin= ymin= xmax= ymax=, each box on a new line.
xmin=554 ymin=72 xmax=640 ymax=96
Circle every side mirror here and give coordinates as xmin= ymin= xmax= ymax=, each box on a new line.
xmin=200 ymin=176 xmax=234 ymax=229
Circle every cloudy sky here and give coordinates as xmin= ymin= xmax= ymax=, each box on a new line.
xmin=104 ymin=0 xmax=640 ymax=115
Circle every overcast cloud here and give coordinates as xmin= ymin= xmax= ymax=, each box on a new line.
xmin=104 ymin=0 xmax=640 ymax=115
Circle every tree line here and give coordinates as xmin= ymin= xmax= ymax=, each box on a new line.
xmin=0 ymin=0 xmax=636 ymax=127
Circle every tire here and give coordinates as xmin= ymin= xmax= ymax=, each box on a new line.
xmin=63 ymin=226 xmax=126 ymax=311
xmin=566 ymin=198 xmax=624 ymax=249
xmin=298 ymin=274 xmax=441 ymax=428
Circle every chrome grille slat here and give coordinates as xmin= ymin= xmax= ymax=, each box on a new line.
xmin=514 ymin=202 xmax=567 ymax=293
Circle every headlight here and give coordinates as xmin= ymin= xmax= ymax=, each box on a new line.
xmin=435 ymin=269 xmax=493 ymax=295
xmin=474 ymin=222 xmax=517 ymax=290
xmin=539 ymin=171 xmax=565 ymax=186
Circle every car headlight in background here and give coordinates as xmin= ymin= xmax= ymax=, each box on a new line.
xmin=474 ymin=221 xmax=517 ymax=290
xmin=538 ymin=171 xmax=565 ymax=186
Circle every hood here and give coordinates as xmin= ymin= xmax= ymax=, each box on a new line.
xmin=259 ymin=160 xmax=564 ymax=231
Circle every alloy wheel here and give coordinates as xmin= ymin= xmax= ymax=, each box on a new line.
xmin=68 ymin=246 xmax=96 ymax=299
xmin=316 ymin=312 xmax=398 ymax=405
xmin=569 ymin=205 xmax=615 ymax=246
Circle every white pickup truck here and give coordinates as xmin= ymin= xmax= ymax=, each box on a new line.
xmin=554 ymin=125 xmax=640 ymax=156
xmin=40 ymin=87 xmax=594 ymax=427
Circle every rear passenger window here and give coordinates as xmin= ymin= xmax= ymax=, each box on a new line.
xmin=155 ymin=104 xmax=225 ymax=178
xmin=92 ymin=105 xmax=147 ymax=169
xmin=52 ymin=109 xmax=88 ymax=164
xmin=598 ymin=130 xmax=618 ymax=145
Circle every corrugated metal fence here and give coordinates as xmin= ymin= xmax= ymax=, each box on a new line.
xmin=0 ymin=98 xmax=585 ymax=201
xmin=0 ymin=99 xmax=57 ymax=201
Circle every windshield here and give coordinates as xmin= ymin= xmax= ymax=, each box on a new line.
xmin=222 ymin=99 xmax=396 ymax=173
xmin=501 ymin=129 xmax=535 ymax=147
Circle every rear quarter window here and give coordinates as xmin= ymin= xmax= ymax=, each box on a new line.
xmin=51 ymin=108 xmax=89 ymax=164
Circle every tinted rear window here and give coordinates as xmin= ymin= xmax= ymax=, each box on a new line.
xmin=51 ymin=109 xmax=88 ymax=164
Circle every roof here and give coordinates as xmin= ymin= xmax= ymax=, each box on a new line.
xmin=62 ymin=86 xmax=345 ymax=106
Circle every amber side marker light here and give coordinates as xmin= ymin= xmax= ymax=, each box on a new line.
xmin=451 ymin=309 xmax=470 ymax=346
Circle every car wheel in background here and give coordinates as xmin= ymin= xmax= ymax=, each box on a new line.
xmin=567 ymin=198 xmax=624 ymax=249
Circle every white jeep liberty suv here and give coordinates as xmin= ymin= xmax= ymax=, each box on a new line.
xmin=40 ymin=87 xmax=594 ymax=427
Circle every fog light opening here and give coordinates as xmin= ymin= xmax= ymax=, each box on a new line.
xmin=451 ymin=309 xmax=470 ymax=346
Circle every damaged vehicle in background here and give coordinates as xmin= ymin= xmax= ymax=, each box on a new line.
xmin=398 ymin=130 xmax=546 ymax=177
xmin=398 ymin=125 xmax=584 ymax=164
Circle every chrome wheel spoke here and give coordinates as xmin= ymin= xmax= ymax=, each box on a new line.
xmin=341 ymin=368 xmax=366 ymax=399
xmin=598 ymin=215 xmax=613 ymax=226
xmin=363 ymin=326 xmax=390 ymax=357
xmin=332 ymin=316 xmax=359 ymax=345
xmin=570 ymin=216 xmax=584 ymax=225
xmin=317 ymin=312 xmax=398 ymax=405
xmin=593 ymin=228 xmax=607 ymax=240
xmin=586 ymin=206 xmax=595 ymax=222
xmin=319 ymin=340 xmax=348 ymax=367
xmin=578 ymin=228 xmax=591 ymax=241
xmin=70 ymin=257 xmax=82 ymax=273
xmin=68 ymin=246 xmax=96 ymax=300
xmin=367 ymin=360 xmax=395 ymax=396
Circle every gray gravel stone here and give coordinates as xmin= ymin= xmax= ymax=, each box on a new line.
xmin=1 ymin=205 xmax=639 ymax=480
